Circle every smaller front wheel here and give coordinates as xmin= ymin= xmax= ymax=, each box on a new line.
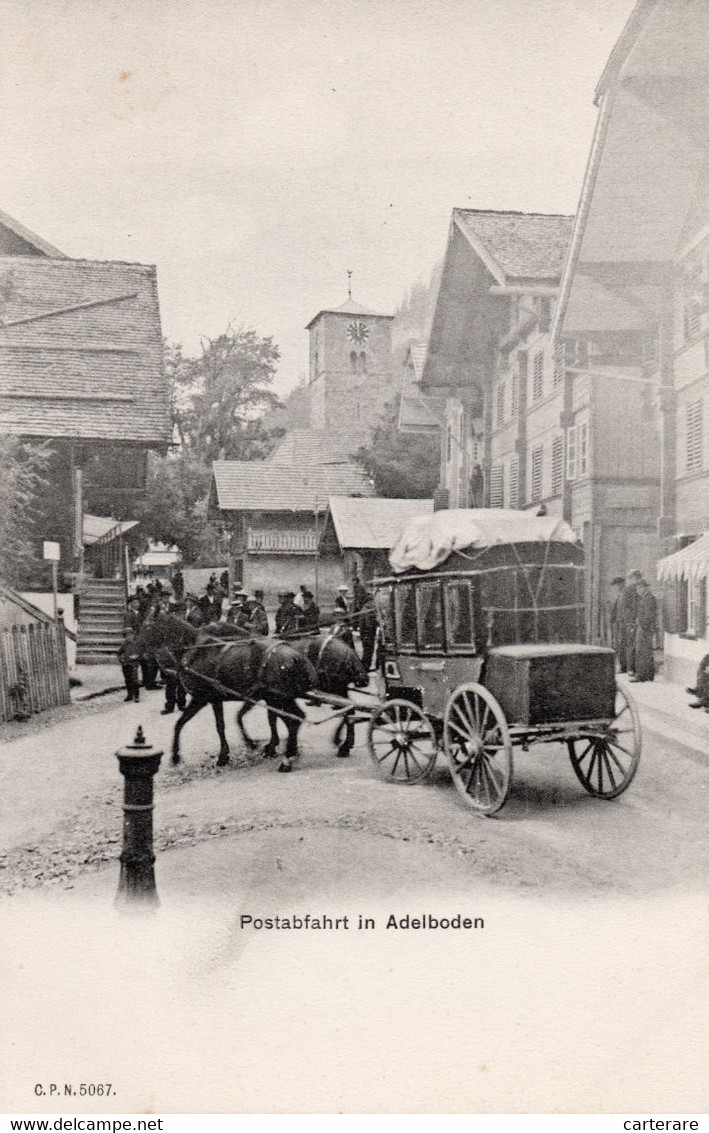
xmin=367 ymin=699 xmax=438 ymax=784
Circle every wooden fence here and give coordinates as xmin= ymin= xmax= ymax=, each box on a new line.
xmin=0 ymin=621 xmax=70 ymax=723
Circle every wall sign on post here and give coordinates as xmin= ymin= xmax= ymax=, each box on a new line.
xmin=43 ymin=541 xmax=61 ymax=619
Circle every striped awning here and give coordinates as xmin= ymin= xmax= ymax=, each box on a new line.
xmin=657 ymin=533 xmax=709 ymax=583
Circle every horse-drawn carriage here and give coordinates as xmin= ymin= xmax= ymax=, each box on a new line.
xmin=365 ymin=509 xmax=641 ymax=816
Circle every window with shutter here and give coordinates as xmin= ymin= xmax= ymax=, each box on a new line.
xmin=538 ymin=297 xmax=551 ymax=332
xmin=490 ymin=465 xmax=504 ymax=507
xmin=578 ymin=421 xmax=589 ymax=476
xmin=566 ymin=427 xmax=577 ymax=481
xmin=496 ymin=382 xmax=506 ymax=428
xmin=532 ymin=351 xmax=544 ymax=401
xmin=509 ymin=454 xmax=519 ymax=508
xmin=531 ymin=445 xmax=543 ymax=503
xmin=686 ymin=400 xmax=703 ymax=472
xmin=553 ymin=341 xmax=565 ymax=387
xmin=511 ymin=371 xmax=519 ymax=417
xmin=551 ymin=435 xmax=564 ymax=496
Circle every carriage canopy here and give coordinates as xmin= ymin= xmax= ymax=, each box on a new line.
xmin=376 ymin=509 xmax=585 ymax=652
xmin=388 ymin=508 xmax=579 ymax=574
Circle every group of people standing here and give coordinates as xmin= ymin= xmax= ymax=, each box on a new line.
xmin=117 ymin=569 xmax=381 ymax=707
xmin=610 ymin=569 xmax=658 ymax=683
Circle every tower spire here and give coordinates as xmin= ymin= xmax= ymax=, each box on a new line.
xmin=347 ymin=269 xmax=353 ymax=300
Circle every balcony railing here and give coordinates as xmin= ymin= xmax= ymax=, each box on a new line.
xmin=246 ymin=528 xmax=317 ymax=554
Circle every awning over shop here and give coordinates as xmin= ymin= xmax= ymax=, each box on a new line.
xmin=657 ymin=534 xmax=709 ymax=583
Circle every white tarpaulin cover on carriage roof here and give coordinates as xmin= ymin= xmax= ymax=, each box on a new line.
xmin=388 ymin=509 xmax=579 ymax=574
xmin=656 ymin=533 xmax=709 ymax=584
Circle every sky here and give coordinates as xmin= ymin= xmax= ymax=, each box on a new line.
xmin=0 ymin=0 xmax=636 ymax=396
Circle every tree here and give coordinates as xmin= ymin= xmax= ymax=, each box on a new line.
xmin=139 ymin=324 xmax=285 ymax=562
xmin=355 ymin=398 xmax=440 ymax=498
xmin=167 ymin=324 xmax=283 ymax=463
xmin=135 ymin=453 xmax=218 ymax=565
xmin=0 ymin=437 xmax=52 ymax=588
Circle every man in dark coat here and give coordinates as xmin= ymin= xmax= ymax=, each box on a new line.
xmin=618 ymin=569 xmax=642 ymax=674
xmin=687 ymin=655 xmax=709 ymax=711
xmin=117 ymin=627 xmax=141 ymax=702
xmin=244 ymin=594 xmax=269 ymax=636
xmin=124 ymin=596 xmax=143 ymax=634
xmin=631 ymin=577 xmax=657 ymax=682
xmin=358 ymin=591 xmax=378 ymax=671
xmin=275 ymin=592 xmax=299 ymax=637
xmin=298 ymin=590 xmax=320 ymax=634
xmin=172 ymin=568 xmax=184 ymax=600
xmin=609 ymin=576 xmax=625 ymax=664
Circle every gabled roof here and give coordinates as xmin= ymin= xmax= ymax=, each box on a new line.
xmin=405 ymin=342 xmax=428 ymax=383
xmin=305 ymin=296 xmax=393 ymax=329
xmin=0 ymin=209 xmax=66 ymax=258
xmin=212 ymin=460 xmax=373 ymax=512
xmin=454 ymin=210 xmax=574 ymax=283
xmin=399 ymin=343 xmax=443 ymax=433
xmin=0 ymin=256 xmax=169 ymax=444
xmin=83 ymin=514 xmax=139 ymax=545
xmin=267 ymin=428 xmax=366 ymax=465
xmin=323 ymin=496 xmax=434 ymax=550
xmin=554 ymin=0 xmax=709 ymax=338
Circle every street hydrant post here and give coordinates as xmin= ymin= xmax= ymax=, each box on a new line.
xmin=115 ymin=725 xmax=163 ymax=908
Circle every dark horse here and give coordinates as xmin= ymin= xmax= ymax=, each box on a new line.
xmin=137 ymin=615 xmax=317 ymax=772
xmin=287 ymin=633 xmax=369 ymax=756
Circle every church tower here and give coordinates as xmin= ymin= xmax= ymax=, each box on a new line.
xmin=305 ymin=295 xmax=394 ymax=441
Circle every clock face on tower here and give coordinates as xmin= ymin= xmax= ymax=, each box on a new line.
xmin=346 ymin=319 xmax=370 ymax=345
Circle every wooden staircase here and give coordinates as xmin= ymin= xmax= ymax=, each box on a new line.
xmin=76 ymin=579 xmax=126 ymax=664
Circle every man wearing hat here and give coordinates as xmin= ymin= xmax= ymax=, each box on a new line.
xmin=275 ymin=591 xmax=299 ymax=636
xmin=631 ymin=577 xmax=657 ymax=682
xmin=618 ymin=569 xmax=642 ymax=675
xmin=298 ymin=589 xmax=320 ymax=633
xmin=226 ymin=588 xmax=249 ymax=630
xmin=332 ymin=585 xmax=354 ymax=648
xmin=244 ymin=591 xmax=269 ymax=636
xmin=609 ymin=576 xmax=626 ymax=665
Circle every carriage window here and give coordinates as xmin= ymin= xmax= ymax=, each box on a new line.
xmin=417 ymin=582 xmax=444 ymax=649
xmin=445 ymin=580 xmax=475 ymax=648
xmin=395 ymin=584 xmax=417 ymax=648
xmin=374 ymin=587 xmax=394 ymax=645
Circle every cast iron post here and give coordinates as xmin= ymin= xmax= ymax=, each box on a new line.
xmin=115 ymin=726 xmax=163 ymax=908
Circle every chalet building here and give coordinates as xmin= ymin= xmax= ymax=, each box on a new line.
xmin=398 ymin=342 xmax=443 ymax=437
xmin=318 ymin=496 xmax=434 ymax=583
xmin=555 ymin=0 xmax=709 ymax=684
xmin=420 ymin=210 xmax=574 ymax=516
xmin=0 ymin=210 xmax=170 ymax=659
xmin=209 ymin=459 xmax=373 ymax=605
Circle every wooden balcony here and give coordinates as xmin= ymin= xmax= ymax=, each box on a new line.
xmin=246 ymin=528 xmax=317 ymax=554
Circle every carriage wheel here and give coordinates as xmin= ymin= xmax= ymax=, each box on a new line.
xmin=567 ymin=681 xmax=641 ymax=800
xmin=367 ymin=699 xmax=438 ymax=784
xmin=443 ymin=683 xmax=513 ymax=816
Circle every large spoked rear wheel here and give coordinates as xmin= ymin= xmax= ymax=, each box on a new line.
xmin=567 ymin=681 xmax=641 ymax=799
xmin=367 ymin=699 xmax=438 ymax=784
xmin=443 ymin=683 xmax=513 ymax=816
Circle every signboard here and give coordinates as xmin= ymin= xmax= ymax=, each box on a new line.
xmin=43 ymin=541 xmax=61 ymax=562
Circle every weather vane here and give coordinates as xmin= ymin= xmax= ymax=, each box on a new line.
xmin=347 ymin=269 xmax=353 ymax=300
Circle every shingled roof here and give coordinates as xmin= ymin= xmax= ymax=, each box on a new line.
xmin=267 ymin=428 xmax=368 ymax=464
xmin=305 ymin=296 xmax=393 ymax=329
xmin=323 ymin=496 xmax=434 ymax=550
xmin=454 ymin=210 xmax=574 ymax=282
xmin=212 ymin=460 xmax=373 ymax=512
xmin=0 ymin=256 xmax=169 ymax=444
